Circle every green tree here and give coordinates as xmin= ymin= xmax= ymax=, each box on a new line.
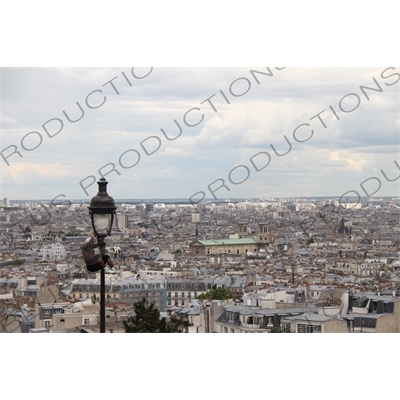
xmin=12 ymin=259 xmax=23 ymax=266
xmin=123 ymin=299 xmax=187 ymax=333
xmin=306 ymin=237 xmax=314 ymax=245
xmin=197 ymin=287 xmax=234 ymax=300
xmin=165 ymin=314 xmax=191 ymax=333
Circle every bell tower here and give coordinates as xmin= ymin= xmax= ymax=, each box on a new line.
xmin=259 ymin=222 xmax=269 ymax=241
xmin=238 ymin=221 xmax=248 ymax=238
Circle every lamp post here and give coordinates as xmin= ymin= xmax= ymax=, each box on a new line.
xmin=88 ymin=178 xmax=117 ymax=333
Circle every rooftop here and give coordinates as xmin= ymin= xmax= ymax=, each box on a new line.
xmin=195 ymin=238 xmax=259 ymax=246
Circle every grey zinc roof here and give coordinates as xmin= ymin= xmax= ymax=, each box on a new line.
xmin=365 ymin=294 xmax=400 ymax=302
xmin=223 ymin=304 xmax=254 ymax=315
xmin=29 ymin=328 xmax=49 ymax=332
xmin=282 ymin=312 xmax=336 ymax=322
xmin=230 ymin=276 xmax=246 ymax=288
xmin=346 ymin=313 xmax=383 ymax=319
xmin=176 ymin=307 xmax=202 ymax=315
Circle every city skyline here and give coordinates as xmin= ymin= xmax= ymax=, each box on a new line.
xmin=3 ymin=196 xmax=400 ymax=205
xmin=1 ymin=67 xmax=399 ymax=202
xmin=2 ymin=2 xmax=398 ymax=392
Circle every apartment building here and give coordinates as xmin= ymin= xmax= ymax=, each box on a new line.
xmin=166 ymin=278 xmax=207 ymax=307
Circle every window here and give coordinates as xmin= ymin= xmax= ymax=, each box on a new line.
xmin=60 ymin=319 xmax=65 ymax=323
xmin=228 ymin=312 xmax=235 ymax=322
xmin=384 ymin=302 xmax=390 ymax=313
xmin=298 ymin=324 xmax=321 ymax=333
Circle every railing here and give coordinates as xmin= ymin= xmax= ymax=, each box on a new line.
xmin=241 ymin=323 xmax=260 ymax=330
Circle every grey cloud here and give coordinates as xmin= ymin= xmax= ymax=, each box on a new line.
xmin=1 ymin=67 xmax=398 ymax=200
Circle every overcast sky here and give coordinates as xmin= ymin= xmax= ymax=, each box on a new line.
xmin=1 ymin=67 xmax=399 ymax=202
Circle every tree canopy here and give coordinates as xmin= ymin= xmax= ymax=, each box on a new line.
xmin=306 ymin=237 xmax=314 ymax=245
xmin=196 ymin=287 xmax=233 ymax=300
xmin=123 ymin=299 xmax=189 ymax=333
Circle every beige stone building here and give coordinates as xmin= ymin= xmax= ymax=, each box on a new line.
xmin=341 ymin=292 xmax=400 ymax=333
xmin=280 ymin=313 xmax=348 ymax=333
xmin=189 ymin=222 xmax=271 ymax=255
xmin=34 ymin=302 xmax=98 ymax=332
xmin=189 ymin=238 xmax=262 ymax=255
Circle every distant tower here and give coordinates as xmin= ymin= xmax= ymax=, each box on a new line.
xmin=192 ymin=209 xmax=201 ymax=239
xmin=238 ymin=221 xmax=248 ymax=238
xmin=116 ymin=214 xmax=128 ymax=229
xmin=192 ymin=209 xmax=200 ymax=223
xmin=3 ymin=198 xmax=9 ymax=207
xmin=259 ymin=222 xmax=269 ymax=241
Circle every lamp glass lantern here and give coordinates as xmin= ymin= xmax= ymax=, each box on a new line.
xmin=88 ymin=178 xmax=117 ymax=236
xmin=93 ymin=214 xmax=111 ymax=232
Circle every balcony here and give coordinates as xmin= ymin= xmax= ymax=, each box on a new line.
xmin=241 ymin=323 xmax=261 ymax=330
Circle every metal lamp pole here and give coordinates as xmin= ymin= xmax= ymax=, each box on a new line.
xmin=88 ymin=178 xmax=117 ymax=333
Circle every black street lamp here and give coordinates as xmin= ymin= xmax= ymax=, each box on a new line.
xmin=88 ymin=178 xmax=117 ymax=333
